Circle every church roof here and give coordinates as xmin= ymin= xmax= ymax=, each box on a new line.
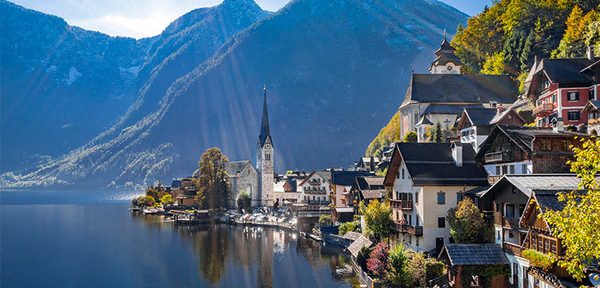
xmin=225 ymin=160 xmax=254 ymax=175
xmin=401 ymin=74 xmax=517 ymax=107
xmin=258 ymin=85 xmax=272 ymax=147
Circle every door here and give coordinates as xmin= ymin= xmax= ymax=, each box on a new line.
xmin=435 ymin=237 xmax=444 ymax=253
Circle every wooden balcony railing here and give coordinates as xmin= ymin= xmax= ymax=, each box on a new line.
xmin=392 ymin=222 xmax=423 ymax=236
xmin=390 ymin=199 xmax=413 ymax=211
xmin=503 ymin=242 xmax=522 ymax=257
xmin=484 ymin=150 xmax=513 ymax=163
xmin=589 ymin=118 xmax=600 ymax=126
xmin=493 ymin=212 xmax=520 ymax=228
xmin=533 ymin=103 xmax=555 ymax=117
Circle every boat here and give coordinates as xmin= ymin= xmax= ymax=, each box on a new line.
xmin=143 ymin=207 xmax=160 ymax=215
xmin=129 ymin=206 xmax=141 ymax=212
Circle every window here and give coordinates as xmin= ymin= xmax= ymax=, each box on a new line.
xmin=415 ymin=192 xmax=419 ymax=204
xmin=567 ymin=91 xmax=579 ymax=101
xmin=401 ymin=168 xmax=405 ymax=179
xmin=505 ymin=204 xmax=515 ymax=218
xmin=521 ymin=164 xmax=528 ymax=174
xmin=438 ymin=217 xmax=446 ymax=228
xmin=502 ymin=165 xmax=508 ymax=175
xmin=396 ymin=171 xmax=400 ymax=179
xmin=541 ymin=139 xmax=552 ymax=151
xmin=495 ymin=166 xmax=501 ymax=175
xmin=437 ymin=192 xmax=446 ymax=205
xmin=590 ymin=89 xmax=596 ymax=100
xmin=408 ymin=215 xmax=413 ymax=226
xmin=497 ymin=230 xmax=501 ymax=240
xmin=567 ymin=111 xmax=580 ymax=121
xmin=509 ymin=165 xmax=515 ymax=174
xmin=416 ymin=215 xmax=420 ymax=226
xmin=551 ymin=94 xmax=556 ymax=103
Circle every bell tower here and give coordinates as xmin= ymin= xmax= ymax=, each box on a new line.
xmin=256 ymin=85 xmax=274 ymax=207
xmin=429 ymin=31 xmax=463 ymax=74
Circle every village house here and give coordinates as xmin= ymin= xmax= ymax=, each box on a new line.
xmin=475 ymin=125 xmax=585 ymax=183
xmin=456 ymin=106 xmax=526 ymax=151
xmin=524 ymin=47 xmax=598 ymax=129
xmin=399 ymin=36 xmax=518 ymax=139
xmin=348 ymin=175 xmax=385 ymax=208
xmin=384 ymin=142 xmax=489 ymax=253
xmin=170 ymin=177 xmax=197 ymax=206
xmin=519 ymin=189 xmax=590 ymax=288
xmin=438 ymin=244 xmax=509 ymax=288
xmin=354 ymin=156 xmax=380 ymax=172
xmin=478 ymin=174 xmax=583 ymax=288
xmin=297 ymin=171 xmax=331 ymax=206
xmin=272 ymin=176 xmax=301 ymax=207
xmin=581 ymin=100 xmax=600 ymax=135
xmin=330 ymin=170 xmax=373 ymax=208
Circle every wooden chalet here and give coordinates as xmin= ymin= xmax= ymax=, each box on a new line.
xmin=438 ymin=244 xmax=509 ymax=288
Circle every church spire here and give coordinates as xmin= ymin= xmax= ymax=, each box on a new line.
xmin=259 ymin=84 xmax=272 ymax=147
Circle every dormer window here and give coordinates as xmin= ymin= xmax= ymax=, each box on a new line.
xmin=568 ymin=91 xmax=579 ymax=101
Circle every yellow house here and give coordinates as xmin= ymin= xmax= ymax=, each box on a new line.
xmin=384 ymin=142 xmax=489 ymax=253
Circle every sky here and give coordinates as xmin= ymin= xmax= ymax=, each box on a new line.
xmin=11 ymin=0 xmax=492 ymax=39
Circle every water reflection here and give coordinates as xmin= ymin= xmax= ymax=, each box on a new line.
xmin=131 ymin=214 xmax=355 ymax=287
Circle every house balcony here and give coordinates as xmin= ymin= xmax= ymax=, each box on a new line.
xmin=533 ymin=103 xmax=555 ymax=117
xmin=493 ymin=212 xmax=520 ymax=228
xmin=389 ymin=199 xmax=413 ymax=211
xmin=503 ymin=242 xmax=523 ymax=257
xmin=484 ymin=150 xmax=513 ymax=163
xmin=589 ymin=118 xmax=600 ymax=126
xmin=393 ymin=222 xmax=423 ymax=236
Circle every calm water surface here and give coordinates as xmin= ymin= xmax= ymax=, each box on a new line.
xmin=1 ymin=191 xmax=357 ymax=288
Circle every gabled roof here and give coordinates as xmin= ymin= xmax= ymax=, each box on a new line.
xmin=416 ymin=115 xmax=434 ymax=126
xmin=519 ymin=189 xmax=583 ymax=232
xmin=480 ymin=174 xmax=582 ymax=199
xmin=401 ymin=74 xmax=517 ymax=107
xmin=463 ymin=107 xmax=498 ymax=126
xmin=439 ymin=244 xmax=509 ymax=266
xmin=331 ymin=171 xmax=373 ymax=186
xmin=348 ymin=234 xmax=373 ymax=258
xmin=476 ymin=125 xmax=585 ymax=160
xmin=384 ymin=142 xmax=488 ymax=186
xmin=225 ymin=160 xmax=254 ymax=175
xmin=298 ymin=170 xmax=332 ymax=186
xmin=539 ymin=58 xmax=594 ymax=85
xmin=421 ymin=104 xmax=484 ymax=117
xmin=582 ymin=100 xmax=600 ymax=113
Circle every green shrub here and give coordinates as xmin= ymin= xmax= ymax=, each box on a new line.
xmin=523 ymin=249 xmax=556 ymax=271
xmin=338 ymin=221 xmax=359 ymax=235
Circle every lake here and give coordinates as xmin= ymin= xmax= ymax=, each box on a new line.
xmin=0 ymin=190 xmax=358 ymax=288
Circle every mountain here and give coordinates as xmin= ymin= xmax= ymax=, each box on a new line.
xmin=0 ymin=0 xmax=269 ymax=172
xmin=2 ymin=0 xmax=467 ymax=189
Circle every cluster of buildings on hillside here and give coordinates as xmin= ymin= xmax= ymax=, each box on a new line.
xmin=156 ymin=37 xmax=598 ymax=288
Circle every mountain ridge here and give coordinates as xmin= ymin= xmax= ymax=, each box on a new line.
xmin=1 ymin=0 xmax=467 ymax=190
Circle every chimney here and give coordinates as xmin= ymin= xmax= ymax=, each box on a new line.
xmin=452 ymin=142 xmax=463 ymax=167
xmin=497 ymin=104 xmax=506 ymax=115
xmin=552 ymin=117 xmax=564 ymax=132
xmin=587 ymin=46 xmax=595 ymax=61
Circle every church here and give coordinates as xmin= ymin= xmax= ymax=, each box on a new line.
xmin=398 ymin=35 xmax=519 ymax=141
xmin=226 ymin=86 xmax=274 ymax=208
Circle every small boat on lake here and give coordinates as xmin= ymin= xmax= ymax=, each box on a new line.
xmin=143 ymin=207 xmax=160 ymax=215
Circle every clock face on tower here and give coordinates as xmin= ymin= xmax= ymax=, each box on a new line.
xmin=446 ymin=64 xmax=453 ymax=71
xmin=265 ymin=144 xmax=270 ymax=149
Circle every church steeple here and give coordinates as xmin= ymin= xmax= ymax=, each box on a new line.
xmin=429 ymin=32 xmax=463 ymax=74
xmin=258 ymin=84 xmax=272 ymax=147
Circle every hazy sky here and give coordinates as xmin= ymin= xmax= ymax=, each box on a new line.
xmin=11 ymin=0 xmax=491 ymax=39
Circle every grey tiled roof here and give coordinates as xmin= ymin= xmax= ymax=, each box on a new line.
xmin=396 ymin=143 xmax=489 ymax=186
xmin=348 ymin=235 xmax=373 ymax=258
xmin=341 ymin=231 xmax=362 ymax=241
xmin=481 ymin=174 xmax=582 ymax=198
xmin=440 ymin=244 xmax=509 ymax=266
xmin=403 ymin=74 xmax=517 ymax=106
xmin=464 ymin=107 xmax=498 ymax=126
xmin=225 ymin=160 xmax=253 ymax=175
xmin=539 ymin=58 xmax=594 ymax=85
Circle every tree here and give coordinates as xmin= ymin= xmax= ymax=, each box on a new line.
xmin=361 ymin=200 xmax=393 ymax=241
xmin=236 ymin=191 xmax=252 ymax=213
xmin=386 ymin=244 xmax=409 ymax=286
xmin=447 ymin=198 xmax=489 ymax=244
xmin=319 ymin=214 xmax=333 ymax=226
xmin=544 ymin=138 xmax=600 ymax=280
xmin=338 ymin=220 xmax=359 ymax=235
xmin=365 ymin=112 xmax=400 ymax=157
xmin=135 ymin=195 xmax=156 ymax=207
xmin=195 ymin=148 xmax=231 ymax=210
xmin=405 ymin=251 xmax=445 ymax=287
xmin=402 ymin=131 xmax=418 ymax=143
xmin=367 ymin=242 xmax=389 ymax=277
xmin=160 ymin=194 xmax=174 ymax=205
xmin=429 ymin=122 xmax=445 ymax=143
